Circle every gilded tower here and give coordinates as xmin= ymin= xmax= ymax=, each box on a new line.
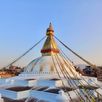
xmin=41 ymin=23 xmax=60 ymax=56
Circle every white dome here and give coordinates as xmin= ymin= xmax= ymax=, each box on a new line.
xmin=23 ymin=55 xmax=80 ymax=78
xmin=24 ymin=56 xmax=55 ymax=74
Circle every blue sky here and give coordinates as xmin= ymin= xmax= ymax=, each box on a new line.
xmin=0 ymin=0 xmax=102 ymax=68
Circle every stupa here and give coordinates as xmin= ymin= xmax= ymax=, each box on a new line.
xmin=0 ymin=23 xmax=102 ymax=102
xmin=22 ymin=23 xmax=80 ymax=79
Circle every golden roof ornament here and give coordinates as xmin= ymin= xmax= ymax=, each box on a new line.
xmin=46 ymin=23 xmax=54 ymax=36
xmin=41 ymin=23 xmax=60 ymax=56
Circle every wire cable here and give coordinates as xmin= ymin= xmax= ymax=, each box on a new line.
xmin=54 ymin=35 xmax=96 ymax=68
xmin=2 ymin=36 xmax=46 ymax=69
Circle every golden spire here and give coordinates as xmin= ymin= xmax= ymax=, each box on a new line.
xmin=41 ymin=23 xmax=60 ymax=56
xmin=46 ymin=22 xmax=54 ymax=36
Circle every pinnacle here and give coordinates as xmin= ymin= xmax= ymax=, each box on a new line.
xmin=47 ymin=22 xmax=54 ymax=32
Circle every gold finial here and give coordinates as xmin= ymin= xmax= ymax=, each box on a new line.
xmin=49 ymin=22 xmax=53 ymax=31
xmin=46 ymin=22 xmax=54 ymax=36
xmin=41 ymin=23 xmax=59 ymax=56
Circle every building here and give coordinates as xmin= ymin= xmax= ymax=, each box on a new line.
xmin=9 ymin=65 xmax=22 ymax=75
xmin=0 ymin=23 xmax=102 ymax=102
xmin=0 ymin=70 xmax=15 ymax=78
xmin=97 ymin=66 xmax=102 ymax=81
